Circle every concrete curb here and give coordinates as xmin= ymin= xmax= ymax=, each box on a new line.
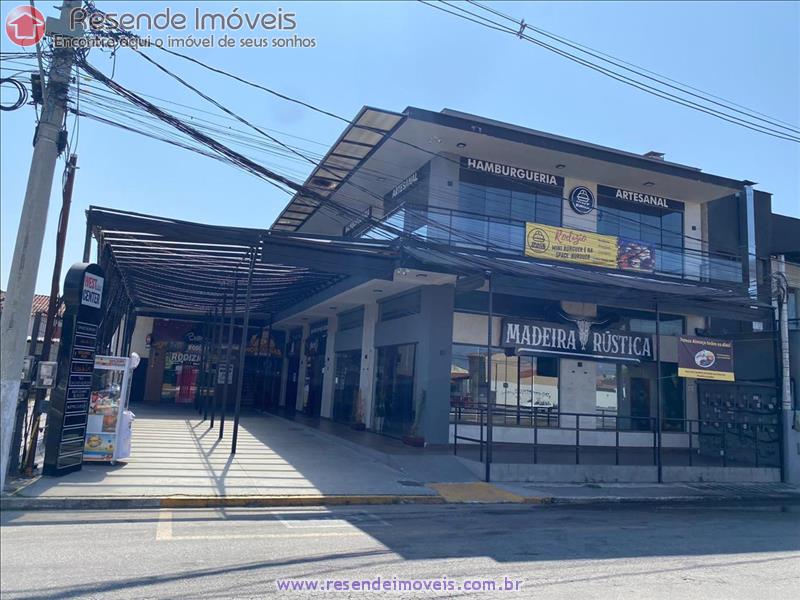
xmin=4 ymin=492 xmax=798 ymax=512
xmin=0 ymin=494 xmax=447 ymax=512
xmin=533 ymin=493 xmax=800 ymax=506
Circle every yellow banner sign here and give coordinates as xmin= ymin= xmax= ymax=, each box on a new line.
xmin=677 ymin=367 xmax=735 ymax=382
xmin=525 ymin=223 xmax=618 ymax=268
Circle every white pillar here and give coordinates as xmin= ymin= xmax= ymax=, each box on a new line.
xmin=320 ymin=315 xmax=338 ymax=419
xmin=358 ymin=303 xmax=378 ymax=428
xmin=295 ymin=323 xmax=310 ymax=412
xmin=277 ymin=330 xmax=289 ymax=408
xmin=559 ymin=302 xmax=598 ymax=429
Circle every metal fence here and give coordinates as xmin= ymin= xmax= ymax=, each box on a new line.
xmin=451 ymin=404 xmax=781 ymax=474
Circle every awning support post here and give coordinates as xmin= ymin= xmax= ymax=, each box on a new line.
xmin=232 ymin=246 xmax=257 ymax=454
xmin=201 ymin=311 xmax=210 ymax=421
xmin=219 ymin=271 xmax=239 ymax=440
xmin=196 ymin=316 xmax=207 ymax=416
xmin=655 ymin=301 xmax=663 ymax=483
xmin=211 ymin=296 xmax=226 ymax=429
xmin=264 ymin=316 xmax=273 ymax=409
xmin=485 ymin=269 xmax=493 ymax=483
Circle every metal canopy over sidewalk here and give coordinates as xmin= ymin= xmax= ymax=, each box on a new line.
xmin=87 ymin=205 xmax=772 ymax=323
xmin=86 ymin=206 xmax=400 ymax=317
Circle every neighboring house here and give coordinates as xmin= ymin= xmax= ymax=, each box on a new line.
xmin=0 ymin=291 xmax=64 ymax=360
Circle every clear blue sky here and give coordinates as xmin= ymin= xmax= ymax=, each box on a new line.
xmin=1 ymin=1 xmax=798 ymax=293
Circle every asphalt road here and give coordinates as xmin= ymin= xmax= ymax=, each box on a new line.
xmin=1 ymin=502 xmax=799 ymax=599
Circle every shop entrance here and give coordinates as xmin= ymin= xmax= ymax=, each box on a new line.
xmin=302 ymin=329 xmax=327 ymax=417
xmin=305 ymin=353 xmax=325 ymax=417
xmin=629 ymin=377 xmax=652 ymax=430
xmin=333 ymin=350 xmax=361 ymax=424
xmin=374 ymin=343 xmax=416 ymax=437
xmin=284 ymin=357 xmax=299 ymax=415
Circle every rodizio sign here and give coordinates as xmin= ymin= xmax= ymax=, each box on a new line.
xmin=502 ymin=317 xmax=654 ymax=363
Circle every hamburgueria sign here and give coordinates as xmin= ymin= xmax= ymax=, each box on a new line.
xmin=502 ymin=318 xmax=654 ymax=362
xmin=461 ymin=157 xmax=563 ymax=188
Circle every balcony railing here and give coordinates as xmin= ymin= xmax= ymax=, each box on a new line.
xmin=356 ymin=203 xmax=745 ymax=284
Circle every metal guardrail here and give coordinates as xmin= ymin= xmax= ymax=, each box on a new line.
xmin=450 ymin=404 xmax=780 ymax=470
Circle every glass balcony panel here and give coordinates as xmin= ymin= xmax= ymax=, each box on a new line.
xmin=451 ymin=214 xmax=488 ymax=249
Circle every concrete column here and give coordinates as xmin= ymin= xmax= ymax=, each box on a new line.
xmin=278 ymin=355 xmax=288 ymax=407
xmin=419 ymin=285 xmax=456 ymax=444
xmin=320 ymin=315 xmax=338 ymax=419
xmin=560 ymin=360 xmax=597 ymax=430
xmin=684 ymin=203 xmax=702 ymax=280
xmin=295 ymin=323 xmax=310 ymax=412
xmin=358 ymin=303 xmax=378 ymax=428
xmin=559 ymin=302 xmax=598 ymax=429
xmin=684 ymin=315 xmax=704 ymax=446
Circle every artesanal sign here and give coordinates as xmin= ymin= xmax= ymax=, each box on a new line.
xmin=678 ymin=336 xmax=735 ymax=381
xmin=524 ymin=223 xmax=655 ymax=273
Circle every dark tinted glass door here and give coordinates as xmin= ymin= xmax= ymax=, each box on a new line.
xmin=374 ymin=344 xmax=416 ymax=437
xmin=333 ymin=350 xmax=361 ymax=424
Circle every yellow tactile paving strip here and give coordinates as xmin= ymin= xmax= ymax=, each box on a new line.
xmin=428 ymin=482 xmax=526 ymax=503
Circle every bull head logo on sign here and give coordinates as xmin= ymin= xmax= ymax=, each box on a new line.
xmin=558 ymin=313 xmax=611 ymax=351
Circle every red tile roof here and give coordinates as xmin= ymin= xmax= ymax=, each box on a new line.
xmin=0 ymin=291 xmax=65 ymax=317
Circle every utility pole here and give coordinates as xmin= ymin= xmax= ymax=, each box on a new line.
xmin=0 ymin=0 xmax=81 ymax=491
xmin=23 ymin=154 xmax=78 ymax=476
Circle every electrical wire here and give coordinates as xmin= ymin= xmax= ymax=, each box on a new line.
xmin=466 ymin=0 xmax=800 ymax=134
xmin=420 ymin=1 xmax=800 ymax=143
xmin=73 ymin=59 xmax=768 ymax=309
xmin=73 ymin=3 xmax=768 ymax=259
xmin=72 ymin=6 xmax=776 ymax=285
xmin=0 ymin=77 xmax=28 ymax=111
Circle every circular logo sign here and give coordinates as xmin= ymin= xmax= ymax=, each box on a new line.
xmin=569 ymin=186 xmax=595 ymax=215
xmin=5 ymin=5 xmax=46 ymax=47
xmin=526 ymin=227 xmax=550 ymax=254
xmin=694 ymin=350 xmax=716 ymax=369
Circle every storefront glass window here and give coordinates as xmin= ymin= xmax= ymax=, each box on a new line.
xmin=788 ymin=290 xmax=798 ymax=331
xmin=450 ymin=344 xmax=487 ymax=408
xmin=451 ymin=344 xmax=559 ymax=424
xmin=620 ymin=314 xmax=684 ymax=336
xmin=598 ymin=196 xmax=684 ymax=275
xmin=374 ymin=344 xmax=416 ymax=437
xmin=616 ymin=362 xmax=684 ymax=431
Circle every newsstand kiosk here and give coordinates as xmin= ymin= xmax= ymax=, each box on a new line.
xmin=83 ymin=353 xmax=140 ymax=463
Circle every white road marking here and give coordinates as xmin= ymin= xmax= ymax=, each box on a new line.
xmin=155 ymin=509 xmax=173 ymax=541
xmin=276 ymin=507 xmax=391 ymax=529
xmin=154 ymin=509 xmax=378 ymax=541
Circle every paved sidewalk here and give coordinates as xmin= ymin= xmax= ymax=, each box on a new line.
xmin=3 ymin=405 xmax=799 ymax=510
xmin=4 ymin=405 xmax=438 ymax=501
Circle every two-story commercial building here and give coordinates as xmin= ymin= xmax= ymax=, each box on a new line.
xmin=96 ymin=105 xmax=798 ymax=482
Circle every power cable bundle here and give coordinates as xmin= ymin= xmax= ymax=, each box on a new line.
xmin=0 ymin=77 xmax=28 ymax=111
